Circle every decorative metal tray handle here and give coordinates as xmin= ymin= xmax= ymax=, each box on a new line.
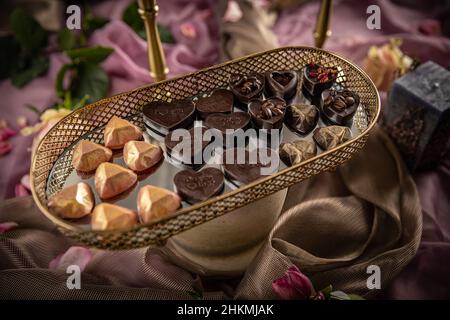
xmin=138 ymin=0 xmax=333 ymax=82
xmin=138 ymin=0 xmax=168 ymax=82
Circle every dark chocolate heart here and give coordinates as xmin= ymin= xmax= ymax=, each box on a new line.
xmin=229 ymin=73 xmax=265 ymax=105
xmin=174 ymin=167 xmax=224 ymax=204
xmin=222 ymin=148 xmax=277 ymax=186
xmin=284 ymin=103 xmax=319 ymax=135
xmin=248 ymin=97 xmax=287 ymax=130
xmin=143 ymin=100 xmax=195 ymax=136
xmin=165 ymin=127 xmax=210 ymax=165
xmin=321 ymin=88 xmax=360 ymax=125
xmin=196 ymin=89 xmax=233 ymax=119
xmin=204 ymin=112 xmax=251 ymax=134
xmin=265 ymin=70 xmax=298 ymax=99
xmin=302 ymin=63 xmax=338 ymax=97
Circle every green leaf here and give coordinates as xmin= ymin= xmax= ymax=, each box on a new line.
xmin=123 ymin=1 xmax=143 ymax=34
xmin=55 ymin=63 xmax=76 ymax=98
xmin=330 ymin=291 xmax=351 ymax=300
xmin=58 ymin=29 xmax=77 ymax=51
xmin=0 ymin=35 xmax=20 ymax=79
xmin=65 ymin=46 xmax=114 ymax=63
xmin=72 ymin=62 xmax=109 ymax=103
xmin=83 ymin=14 xmax=109 ymax=34
xmin=24 ymin=104 xmax=41 ymax=115
xmin=10 ymin=8 xmax=48 ymax=54
xmin=187 ymin=290 xmax=203 ymax=300
xmin=319 ymin=285 xmax=333 ymax=299
xmin=122 ymin=1 xmax=175 ymax=43
xmin=158 ymin=24 xmax=175 ymax=44
xmin=11 ymin=55 xmax=49 ymax=88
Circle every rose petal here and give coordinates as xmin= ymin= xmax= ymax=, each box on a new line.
xmin=20 ymin=174 xmax=31 ymax=190
xmin=0 ymin=119 xmax=7 ymax=130
xmin=272 ymin=265 xmax=314 ymax=300
xmin=15 ymin=183 xmax=30 ymax=197
xmin=0 ymin=142 xmax=12 ymax=156
xmin=17 ymin=116 xmax=28 ymax=129
xmin=418 ymin=19 xmax=442 ymax=36
xmin=1 ymin=127 xmax=17 ymax=140
xmin=0 ymin=222 xmax=18 ymax=234
xmin=180 ymin=22 xmax=197 ymax=38
xmin=49 ymin=246 xmax=92 ymax=271
xmin=224 ymin=0 xmax=243 ymax=23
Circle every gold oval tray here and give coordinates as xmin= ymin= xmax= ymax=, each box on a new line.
xmin=30 ymin=46 xmax=380 ymax=249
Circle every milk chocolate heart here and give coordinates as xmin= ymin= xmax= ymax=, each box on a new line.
xmin=174 ymin=167 xmax=224 ymax=204
xmin=195 ymin=89 xmax=233 ymax=119
xmin=222 ymin=148 xmax=277 ymax=187
xmin=265 ymin=70 xmax=298 ymax=100
xmin=204 ymin=112 xmax=251 ymax=134
xmin=143 ymin=99 xmax=195 ymax=136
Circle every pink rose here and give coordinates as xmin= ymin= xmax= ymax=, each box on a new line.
xmin=272 ymin=265 xmax=314 ymax=300
xmin=49 ymin=246 xmax=93 ymax=271
xmin=0 ymin=222 xmax=18 ymax=234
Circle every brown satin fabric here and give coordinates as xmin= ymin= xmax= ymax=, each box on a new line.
xmin=0 ymin=127 xmax=422 ymax=299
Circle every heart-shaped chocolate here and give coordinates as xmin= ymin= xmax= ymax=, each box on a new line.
xmin=143 ymin=99 xmax=195 ymax=136
xmin=174 ymin=167 xmax=224 ymax=204
xmin=302 ymin=63 xmax=338 ymax=97
xmin=248 ymin=97 xmax=287 ymax=130
xmin=265 ymin=70 xmax=298 ymax=100
xmin=165 ymin=127 xmax=211 ymax=165
xmin=204 ymin=112 xmax=251 ymax=134
xmin=229 ymin=73 xmax=265 ymax=107
xmin=196 ymin=89 xmax=233 ymax=119
xmin=284 ymin=103 xmax=319 ymax=135
xmin=321 ymin=88 xmax=360 ymax=125
xmin=222 ymin=148 xmax=277 ymax=186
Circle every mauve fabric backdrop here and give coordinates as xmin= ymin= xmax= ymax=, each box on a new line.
xmin=0 ymin=0 xmax=449 ymax=298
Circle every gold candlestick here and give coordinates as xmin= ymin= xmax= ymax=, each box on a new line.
xmin=313 ymin=0 xmax=333 ymax=48
xmin=138 ymin=0 xmax=169 ymax=82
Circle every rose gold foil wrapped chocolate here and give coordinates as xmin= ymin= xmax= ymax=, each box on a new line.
xmin=95 ymin=162 xmax=137 ymax=199
xmin=91 ymin=203 xmax=138 ymax=231
xmin=104 ymin=116 xmax=142 ymax=149
xmin=48 ymin=182 xmax=94 ymax=219
xmin=72 ymin=140 xmax=113 ymax=172
xmin=123 ymin=140 xmax=163 ymax=172
xmin=137 ymin=185 xmax=181 ymax=223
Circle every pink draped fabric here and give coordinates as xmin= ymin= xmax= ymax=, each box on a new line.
xmin=0 ymin=0 xmax=220 ymax=199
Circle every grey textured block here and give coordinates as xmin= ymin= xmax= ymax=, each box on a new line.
xmin=382 ymin=61 xmax=450 ymax=170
